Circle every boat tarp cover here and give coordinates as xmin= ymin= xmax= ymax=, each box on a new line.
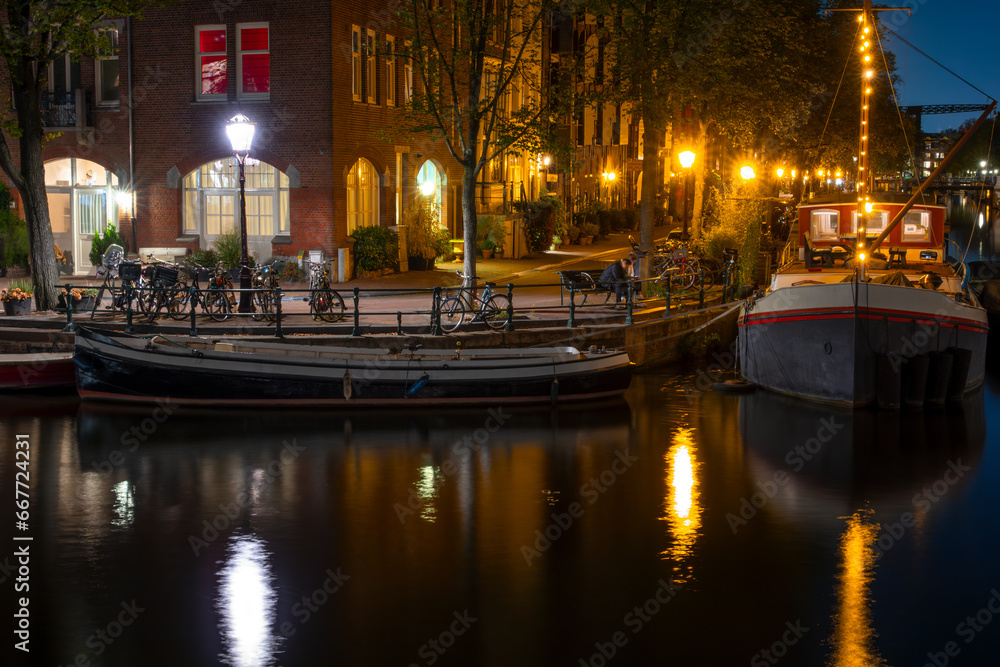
xmin=840 ymin=270 xmax=912 ymax=286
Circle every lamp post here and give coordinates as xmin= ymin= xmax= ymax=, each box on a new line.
xmin=678 ymin=151 xmax=696 ymax=240
xmin=226 ymin=113 xmax=256 ymax=313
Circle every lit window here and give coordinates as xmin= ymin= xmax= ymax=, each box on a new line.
xmin=183 ymin=160 xmax=290 ymax=242
xmin=237 ymin=23 xmax=269 ymax=99
xmin=347 ymin=159 xmax=378 ymax=234
xmin=810 ymin=210 xmax=839 ymax=240
xmin=96 ymin=23 xmax=120 ymax=105
xmin=352 ymin=26 xmax=362 ymax=101
xmin=366 ymin=29 xmax=377 ymax=104
xmin=404 ymin=41 xmax=413 ymax=104
xmin=851 ymin=210 xmax=887 ymax=234
xmin=196 ymin=25 xmax=227 ymax=99
xmin=386 ymin=35 xmax=396 ymax=107
xmin=902 ymin=210 xmax=930 ymax=241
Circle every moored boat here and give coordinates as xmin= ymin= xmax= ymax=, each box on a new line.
xmin=73 ymin=327 xmax=633 ymax=406
xmin=0 ymin=328 xmax=76 ymax=390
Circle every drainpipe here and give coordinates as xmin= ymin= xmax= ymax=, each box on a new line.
xmin=127 ymin=16 xmax=137 ymax=253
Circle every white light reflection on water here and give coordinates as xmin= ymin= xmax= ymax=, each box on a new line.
xmin=111 ymin=480 xmax=135 ymax=528
xmin=216 ymin=534 xmax=281 ymax=666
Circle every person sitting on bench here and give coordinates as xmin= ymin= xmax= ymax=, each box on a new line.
xmin=598 ymin=257 xmax=633 ymax=304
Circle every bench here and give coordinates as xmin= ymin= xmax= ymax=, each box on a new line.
xmin=804 ymin=232 xmax=833 ymax=268
xmin=558 ymin=269 xmax=614 ymax=306
xmin=888 ymin=247 xmax=906 ymax=267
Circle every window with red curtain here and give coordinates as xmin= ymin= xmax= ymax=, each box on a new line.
xmin=197 ymin=26 xmax=227 ymax=98
xmin=238 ymin=23 xmax=269 ymax=97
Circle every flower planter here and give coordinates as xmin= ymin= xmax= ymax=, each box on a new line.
xmin=481 ymin=249 xmax=494 ymax=260
xmin=4 ymin=299 xmax=31 ymax=316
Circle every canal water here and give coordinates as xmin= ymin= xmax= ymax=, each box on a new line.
xmin=2 ymin=365 xmax=998 ymax=667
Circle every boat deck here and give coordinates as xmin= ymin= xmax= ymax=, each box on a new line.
xmin=774 ymin=260 xmax=964 ymax=290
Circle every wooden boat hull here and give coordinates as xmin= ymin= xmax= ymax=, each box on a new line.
xmin=0 ymin=353 xmax=76 ymax=390
xmin=738 ymin=281 xmax=988 ymax=406
xmin=74 ymin=329 xmax=633 ymax=406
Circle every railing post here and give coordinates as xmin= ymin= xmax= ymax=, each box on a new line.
xmin=397 ymin=311 xmax=403 ymax=335
xmin=699 ymin=268 xmax=705 ymax=309
xmin=505 ymin=283 xmax=514 ymax=332
xmin=626 ymin=279 xmax=633 ymax=325
xmin=273 ymin=286 xmax=283 ymax=338
xmin=64 ymin=284 xmax=75 ymax=332
xmin=351 ymin=286 xmax=361 ymax=336
xmin=189 ymin=286 xmax=198 ymax=337
xmin=567 ymin=284 xmax=576 ymax=328
xmin=431 ymin=286 xmax=442 ymax=336
xmin=125 ymin=282 xmax=134 ymax=334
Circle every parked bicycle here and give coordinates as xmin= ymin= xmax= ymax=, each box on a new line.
xmin=186 ymin=261 xmax=236 ymax=322
xmin=251 ymin=263 xmax=282 ymax=321
xmin=439 ymin=271 xmax=511 ymax=332
xmin=306 ymin=259 xmax=345 ymax=322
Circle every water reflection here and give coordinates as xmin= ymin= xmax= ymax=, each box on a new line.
xmin=217 ymin=534 xmax=281 ymax=667
xmin=111 ymin=479 xmax=135 ymax=528
xmin=829 ymin=510 xmax=882 ymax=667
xmin=661 ymin=428 xmax=701 ymax=581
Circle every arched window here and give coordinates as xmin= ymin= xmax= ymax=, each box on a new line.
xmin=182 ymin=160 xmax=290 ymax=248
xmin=347 ymin=158 xmax=378 ymax=233
xmin=44 ymin=157 xmax=121 ymax=272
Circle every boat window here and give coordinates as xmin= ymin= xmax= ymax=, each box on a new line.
xmin=810 ymin=210 xmax=839 ymax=240
xmin=902 ymin=210 xmax=930 ymax=241
xmin=851 ymin=210 xmax=888 ymax=234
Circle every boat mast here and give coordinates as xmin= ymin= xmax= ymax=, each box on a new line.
xmin=856 ymin=0 xmax=873 ymax=281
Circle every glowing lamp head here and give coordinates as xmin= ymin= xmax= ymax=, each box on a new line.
xmin=981 ymin=160 xmax=987 ymax=168
xmin=864 ymin=202 xmax=873 ymax=213
xmin=226 ymin=113 xmax=255 ymax=154
xmin=740 ymin=166 xmax=755 ymax=180
xmin=678 ymin=151 xmax=696 ymax=169
xmin=776 ymin=168 xmax=785 ymax=178
xmin=858 ymin=252 xmax=866 ymax=262
xmin=419 ymin=180 xmax=436 ymax=197
xmin=542 ymin=156 xmax=551 ymax=166
xmin=607 ymin=171 xmax=616 ymax=181
xmin=115 ymin=189 xmax=132 ymax=211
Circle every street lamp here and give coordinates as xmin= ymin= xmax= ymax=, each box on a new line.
xmin=678 ymin=151 xmax=696 ymax=240
xmin=226 ymin=113 xmax=256 ymax=313
xmin=740 ymin=165 xmax=755 ymax=180
xmin=602 ymin=171 xmax=616 ymax=206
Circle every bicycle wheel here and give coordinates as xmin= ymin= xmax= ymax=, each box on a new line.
xmin=251 ymin=290 xmax=270 ymax=322
xmin=484 ymin=295 xmax=511 ymax=330
xmin=310 ymin=288 xmax=345 ymax=322
xmin=438 ymin=296 xmax=466 ymax=332
xmin=138 ymin=284 xmax=160 ymax=322
xmin=167 ymin=285 xmax=193 ymax=321
xmin=203 ymin=289 xmax=232 ymax=321
xmin=669 ymin=264 xmax=698 ymax=291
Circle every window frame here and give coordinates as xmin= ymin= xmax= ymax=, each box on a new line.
xmin=851 ymin=210 xmax=888 ymax=235
xmin=403 ymin=41 xmax=413 ymax=104
xmin=386 ymin=35 xmax=396 ymax=107
xmin=352 ymin=26 xmax=362 ymax=102
xmin=195 ymin=24 xmax=228 ymax=101
xmin=236 ymin=22 xmax=270 ymax=101
xmin=347 ymin=158 xmax=379 ymax=235
xmin=366 ymin=28 xmax=377 ymax=104
xmin=183 ymin=160 xmax=290 ymax=240
xmin=809 ymin=209 xmax=839 ymax=241
xmin=95 ymin=21 xmax=122 ymax=107
xmin=902 ymin=210 xmax=931 ymax=242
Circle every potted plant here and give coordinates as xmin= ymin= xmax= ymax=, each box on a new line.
xmin=212 ymin=231 xmax=243 ymax=278
xmin=405 ymin=199 xmax=442 ymax=271
xmin=186 ymin=248 xmax=218 ymax=282
xmin=477 ymin=215 xmax=505 ymax=260
xmin=567 ymin=224 xmax=581 ymax=245
xmin=2 ymin=280 xmax=33 ymax=316
xmin=582 ymin=222 xmax=600 ymax=245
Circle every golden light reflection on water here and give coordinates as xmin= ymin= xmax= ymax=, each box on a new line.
xmin=217 ymin=534 xmax=281 ymax=667
xmin=660 ymin=428 xmax=701 ymax=581
xmin=829 ymin=510 xmax=883 ymax=667
xmin=416 ymin=465 xmax=440 ymax=522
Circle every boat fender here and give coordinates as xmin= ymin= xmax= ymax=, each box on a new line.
xmin=343 ymin=370 xmax=353 ymax=400
xmin=405 ymin=374 xmax=430 ymax=398
xmin=550 ymin=378 xmax=560 ymax=405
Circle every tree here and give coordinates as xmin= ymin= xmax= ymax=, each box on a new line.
xmin=0 ymin=1 xmax=163 ymax=309
xmin=389 ymin=0 xmax=568 ymax=287
xmin=941 ymin=117 xmax=1000 ymax=175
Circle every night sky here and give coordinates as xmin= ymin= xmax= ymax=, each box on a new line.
xmin=879 ymin=0 xmax=999 ymax=133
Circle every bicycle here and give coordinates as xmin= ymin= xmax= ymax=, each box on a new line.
xmin=250 ymin=263 xmax=281 ymax=322
xmin=136 ymin=255 xmax=184 ymax=322
xmin=438 ymin=271 xmax=511 ymax=332
xmin=306 ymin=259 xmax=345 ymax=322
xmin=199 ymin=262 xmax=236 ymax=322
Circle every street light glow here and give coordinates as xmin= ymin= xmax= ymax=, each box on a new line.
xmin=776 ymin=168 xmax=785 ymax=178
xmin=226 ymin=113 xmax=256 ymax=154
xmin=419 ymin=180 xmax=437 ymax=196
xmin=678 ymin=150 xmax=696 ymax=169
xmin=740 ymin=166 xmax=755 ymax=180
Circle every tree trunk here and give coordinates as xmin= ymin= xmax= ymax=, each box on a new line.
xmin=638 ymin=121 xmax=661 ymax=286
xmin=461 ymin=166 xmax=478 ymax=290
